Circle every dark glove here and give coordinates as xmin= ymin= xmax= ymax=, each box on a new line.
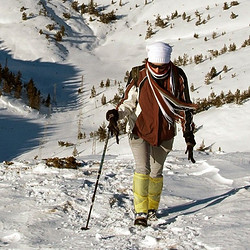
xmin=185 ymin=144 xmax=195 ymax=163
xmin=106 ymin=109 xmax=119 ymax=144
xmin=183 ymin=131 xmax=196 ymax=146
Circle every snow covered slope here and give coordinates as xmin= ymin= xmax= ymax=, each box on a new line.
xmin=0 ymin=0 xmax=250 ymax=249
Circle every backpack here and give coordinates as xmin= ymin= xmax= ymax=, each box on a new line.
xmin=128 ymin=63 xmax=181 ymax=97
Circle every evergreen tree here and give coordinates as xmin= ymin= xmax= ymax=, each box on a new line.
xmin=97 ymin=122 xmax=107 ymax=141
xmin=45 ymin=94 xmax=51 ymax=107
xmin=101 ymin=94 xmax=106 ymax=105
xmin=105 ymin=78 xmax=111 ymax=87
xmin=3 ymin=79 xmax=11 ymax=94
xmin=90 ymin=85 xmax=96 ymax=98
xmin=145 ymin=26 xmax=154 ymax=39
xmin=100 ymin=80 xmax=104 ymax=88
xmin=80 ymin=3 xmax=87 ymax=15
xmin=71 ymin=1 xmax=79 ymax=12
xmin=155 ymin=14 xmax=166 ymax=28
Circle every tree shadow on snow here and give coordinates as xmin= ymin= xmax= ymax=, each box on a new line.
xmin=158 ymin=185 xmax=250 ymax=227
xmin=0 ymin=115 xmax=46 ymax=161
xmin=0 ymin=42 xmax=81 ymax=110
xmin=0 ymin=42 xmax=82 ymax=161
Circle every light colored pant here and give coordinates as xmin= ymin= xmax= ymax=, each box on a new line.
xmin=129 ymin=134 xmax=173 ymax=178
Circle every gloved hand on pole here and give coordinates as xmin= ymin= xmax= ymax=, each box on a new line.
xmin=106 ymin=109 xmax=119 ymax=144
xmin=185 ymin=144 xmax=195 ymax=163
xmin=184 ymin=131 xmax=196 ymax=163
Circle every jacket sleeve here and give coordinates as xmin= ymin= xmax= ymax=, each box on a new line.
xmin=178 ymin=68 xmax=196 ymax=146
xmin=116 ymin=70 xmax=138 ymax=120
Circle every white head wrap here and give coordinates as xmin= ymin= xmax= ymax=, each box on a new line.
xmin=146 ymin=42 xmax=172 ymax=64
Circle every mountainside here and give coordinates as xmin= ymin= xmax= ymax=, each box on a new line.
xmin=1 ymin=0 xmax=250 ymax=159
xmin=0 ymin=0 xmax=250 ymax=249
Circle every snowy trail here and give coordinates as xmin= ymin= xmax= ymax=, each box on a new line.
xmin=1 ymin=151 xmax=250 ymax=249
xmin=0 ymin=0 xmax=250 ymax=249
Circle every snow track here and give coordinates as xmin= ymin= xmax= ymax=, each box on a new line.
xmin=0 ymin=152 xmax=250 ymax=249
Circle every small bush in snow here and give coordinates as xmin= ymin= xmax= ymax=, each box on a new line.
xmin=194 ymin=33 xmax=199 ymax=39
xmin=100 ymin=80 xmax=104 ymax=88
xmin=223 ymin=2 xmax=230 ymax=10
xmin=22 ymin=12 xmax=27 ymax=20
xmin=97 ymin=122 xmax=107 ymax=141
xmin=101 ymin=94 xmax=107 ymax=105
xmin=99 ymin=11 xmax=117 ymax=24
xmin=220 ymin=44 xmax=228 ymax=54
xmin=46 ymin=24 xmax=55 ymax=31
xmin=54 ymin=31 xmax=62 ymax=42
xmin=223 ymin=65 xmax=228 ymax=73
xmin=63 ymin=12 xmax=71 ymax=19
xmin=229 ymin=43 xmax=237 ymax=51
xmin=46 ymin=157 xmax=81 ymax=169
xmin=105 ymin=78 xmax=111 ymax=87
xmin=194 ymin=54 xmax=203 ymax=64
xmin=90 ymin=86 xmax=96 ymax=98
xmin=112 ymin=93 xmax=122 ymax=106
xmin=145 ymin=26 xmax=155 ymax=39
xmin=58 ymin=141 xmax=74 ymax=147
xmin=155 ymin=14 xmax=166 ymax=28
xmin=230 ymin=1 xmax=239 ymax=6
xmin=230 ymin=12 xmax=238 ymax=19
xmin=71 ymin=1 xmax=79 ymax=12
xmin=195 ymin=88 xmax=250 ymax=113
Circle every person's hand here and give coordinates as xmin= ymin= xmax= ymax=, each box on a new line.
xmin=185 ymin=144 xmax=195 ymax=163
xmin=106 ymin=109 xmax=119 ymax=144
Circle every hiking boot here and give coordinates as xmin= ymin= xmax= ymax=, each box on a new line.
xmin=148 ymin=209 xmax=158 ymax=221
xmin=134 ymin=213 xmax=148 ymax=227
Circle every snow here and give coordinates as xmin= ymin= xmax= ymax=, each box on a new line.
xmin=0 ymin=0 xmax=250 ymax=249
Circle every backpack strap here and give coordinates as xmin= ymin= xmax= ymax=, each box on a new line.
xmin=171 ymin=63 xmax=180 ymax=98
xmin=127 ymin=64 xmax=145 ymax=87
xmin=131 ymin=66 xmax=140 ymax=86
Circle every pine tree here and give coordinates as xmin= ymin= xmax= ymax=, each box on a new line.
xmin=55 ymin=31 xmax=62 ymax=42
xmin=223 ymin=2 xmax=229 ymax=10
xmin=223 ymin=65 xmax=228 ymax=73
xmin=182 ymin=12 xmax=187 ymax=20
xmin=80 ymin=3 xmax=87 ymax=15
xmin=112 ymin=93 xmax=121 ymax=106
xmin=220 ymin=44 xmax=228 ymax=54
xmin=71 ymin=1 xmax=79 ymax=12
xmin=210 ymin=67 xmax=217 ymax=78
xmin=230 ymin=12 xmax=238 ymax=19
xmin=155 ymin=14 xmax=166 ymax=28
xmin=101 ymin=94 xmax=106 ymax=105
xmin=234 ymin=89 xmax=241 ymax=104
xmin=105 ymin=78 xmax=110 ymax=87
xmin=100 ymin=80 xmax=104 ymax=88
xmin=90 ymin=85 xmax=96 ymax=98
xmin=225 ymin=90 xmax=234 ymax=103
xmin=45 ymin=94 xmax=51 ymax=107
xmin=97 ymin=122 xmax=107 ymax=141
xmin=145 ymin=26 xmax=154 ymax=39
xmin=3 ymin=79 xmax=11 ymax=94
xmin=22 ymin=12 xmax=27 ymax=20
xmin=229 ymin=43 xmax=236 ymax=51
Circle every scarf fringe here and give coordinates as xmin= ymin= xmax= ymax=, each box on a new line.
xmin=146 ymin=67 xmax=197 ymax=125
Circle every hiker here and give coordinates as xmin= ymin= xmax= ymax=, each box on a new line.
xmin=106 ymin=41 xmax=197 ymax=226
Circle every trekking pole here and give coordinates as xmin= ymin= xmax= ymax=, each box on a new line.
xmin=81 ymin=130 xmax=110 ymax=230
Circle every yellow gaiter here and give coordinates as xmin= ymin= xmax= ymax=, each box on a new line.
xmin=148 ymin=176 xmax=163 ymax=211
xmin=133 ymin=172 xmax=149 ymax=213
